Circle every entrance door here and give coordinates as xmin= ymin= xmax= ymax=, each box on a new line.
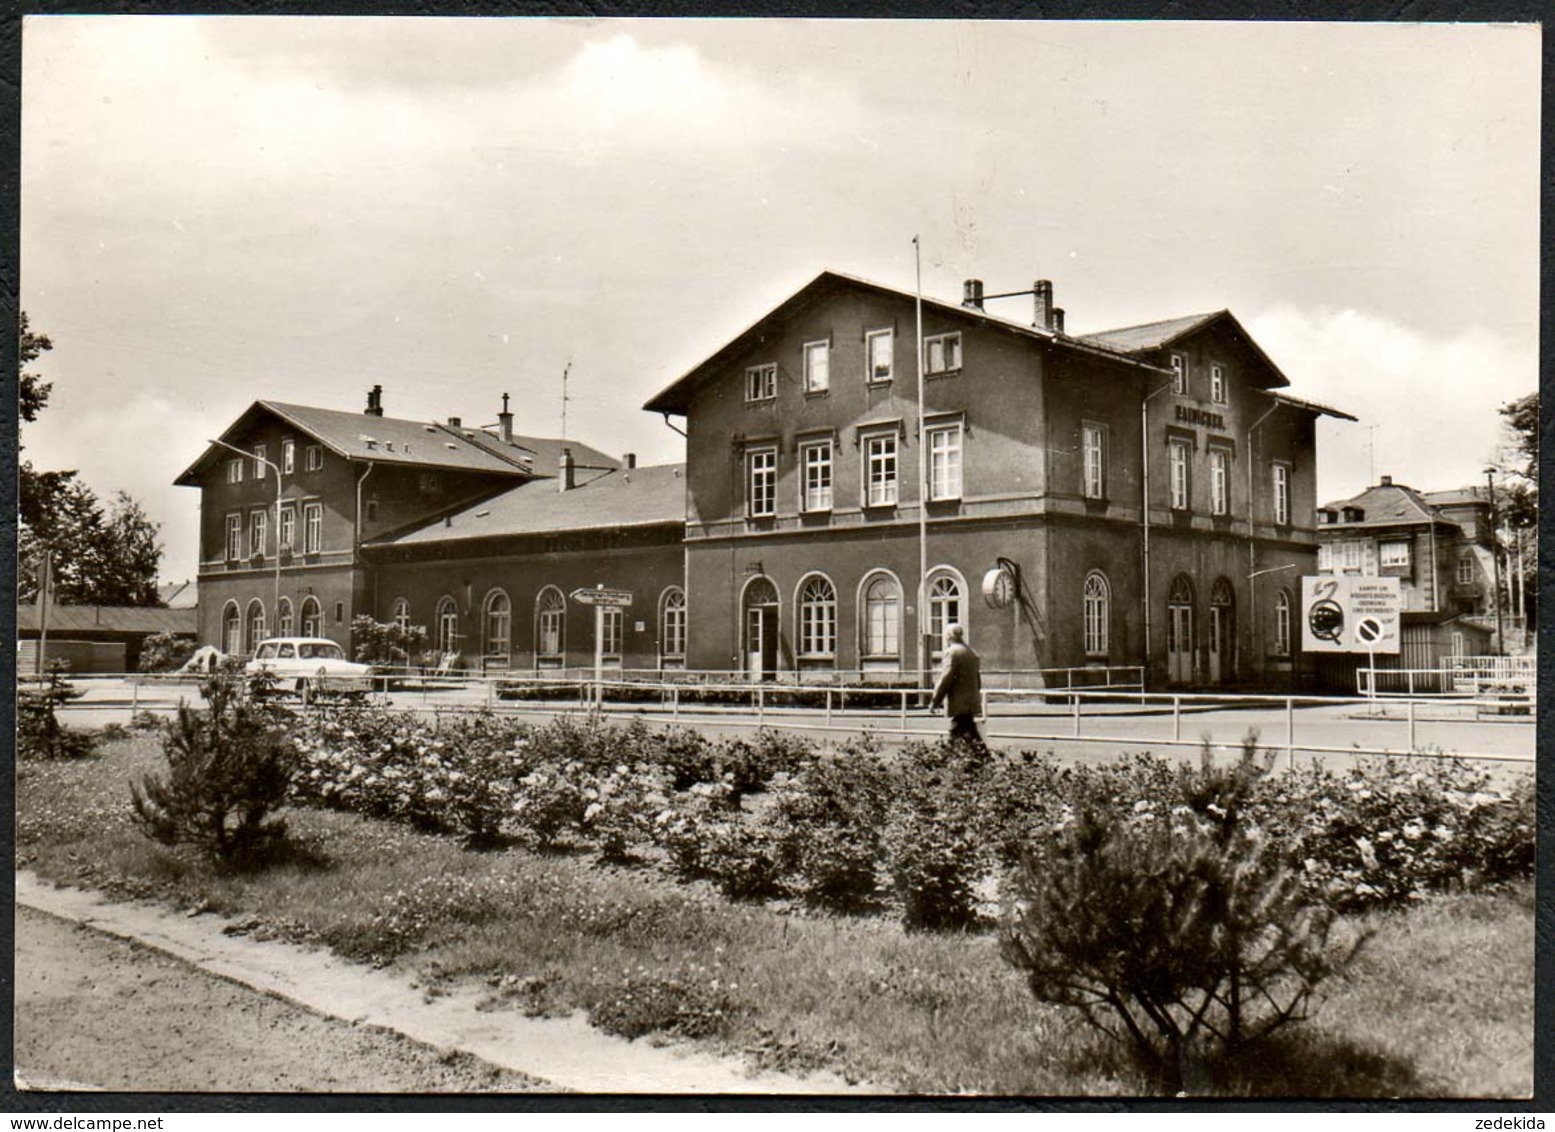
xmin=1209 ymin=577 xmax=1234 ymax=685
xmin=742 ymin=575 xmax=780 ymax=682
xmin=1166 ymin=574 xmax=1195 ymax=684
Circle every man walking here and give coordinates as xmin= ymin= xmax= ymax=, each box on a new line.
xmin=929 ymin=623 xmax=983 ymax=747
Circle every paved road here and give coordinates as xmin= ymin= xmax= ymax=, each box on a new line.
xmin=59 ymin=676 xmax=1535 ymax=769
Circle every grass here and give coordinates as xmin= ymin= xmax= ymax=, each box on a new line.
xmin=16 ymin=733 xmax=1535 ymax=1097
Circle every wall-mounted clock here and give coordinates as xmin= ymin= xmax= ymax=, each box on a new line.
xmin=982 ymin=564 xmax=1016 ymax=609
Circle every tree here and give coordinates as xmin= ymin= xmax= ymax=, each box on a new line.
xmin=1495 ymin=394 xmax=1537 ymax=631
xmin=16 ymin=314 xmax=164 ymax=606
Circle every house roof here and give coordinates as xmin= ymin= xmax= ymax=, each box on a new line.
xmin=174 ymin=401 xmax=619 ymax=486
xmin=1269 ymin=391 xmax=1358 ymax=422
xmin=17 ymin=604 xmax=198 ymax=636
xmin=1422 ymin=486 xmax=1490 ymax=508
xmin=1078 ymin=311 xmax=1224 ymax=353
xmin=1318 ymin=481 xmax=1447 ymax=530
xmin=157 ymin=580 xmax=198 ymax=609
xmin=366 ymin=463 xmax=687 ymax=548
xmin=642 ymin=269 xmax=1174 ymax=415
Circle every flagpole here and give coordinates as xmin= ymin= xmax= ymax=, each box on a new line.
xmin=914 ymin=236 xmax=928 ymax=687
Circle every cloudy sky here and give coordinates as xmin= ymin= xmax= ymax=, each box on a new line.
xmin=20 ymin=17 xmax=1540 ymax=581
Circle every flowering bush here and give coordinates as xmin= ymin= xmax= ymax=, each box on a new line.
xmin=883 ymin=743 xmax=985 ymax=931
xmin=511 ymin=760 xmax=591 ymax=849
xmin=580 ymin=762 xmax=671 ymax=863
xmin=768 ymin=739 xmax=894 ymax=911
xmin=292 ymin=708 xmax=457 ymax=832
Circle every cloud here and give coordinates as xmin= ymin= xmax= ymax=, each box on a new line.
xmin=1248 ymin=305 xmax=1535 ymax=501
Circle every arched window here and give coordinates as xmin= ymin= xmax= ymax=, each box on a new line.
xmin=222 ymin=602 xmax=242 ymax=655
xmin=535 ymin=587 xmax=566 ymax=663
xmin=276 ymin=597 xmax=294 ymax=637
xmin=483 ymin=590 xmax=511 ymax=665
xmin=391 ymin=598 xmax=410 ymax=633
xmin=861 ymin=572 xmax=901 ymax=661
xmin=797 ymin=574 xmax=837 ymax=659
xmin=299 ymin=596 xmax=323 ymax=637
xmin=435 ymin=596 xmax=459 ymax=655
xmin=1274 ymin=589 xmax=1292 ymax=656
xmin=660 ymin=587 xmax=687 ymax=662
xmin=245 ymin=599 xmax=267 ymax=654
xmin=1083 ymin=572 xmax=1110 ymax=657
xmin=927 ymin=570 xmax=965 ymax=664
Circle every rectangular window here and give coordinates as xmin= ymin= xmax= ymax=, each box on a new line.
xmin=1168 ymin=439 xmax=1191 ymax=510
xmin=1457 ymin=555 xmax=1475 ymax=585
xmin=303 ymin=502 xmax=323 ymax=554
xmin=1317 ymin=542 xmax=1333 ymax=571
xmin=226 ymin=459 xmax=244 ymax=485
xmin=1379 ymin=540 xmax=1411 ymax=569
xmin=1209 ymin=448 xmax=1229 ymax=516
xmin=865 ymin=434 xmax=899 ymax=507
xmin=601 ymin=608 xmax=623 ymax=657
xmin=802 ymin=340 xmax=830 ymax=394
xmin=1273 ymin=462 xmax=1291 ymax=526
xmin=927 ymin=423 xmax=963 ymax=501
xmin=663 ymin=599 xmax=687 ymax=659
xmin=801 ymin=441 xmax=833 ymax=512
xmin=539 ymin=608 xmax=564 ymax=656
xmin=745 ymin=363 xmax=776 ymax=403
xmin=1171 ymin=353 xmax=1188 ymax=395
xmin=278 ymin=506 xmax=296 ymax=552
xmin=1210 ymin=363 xmax=1226 ymax=404
xmin=747 ymin=447 xmax=777 ymax=517
xmin=305 ymin=445 xmax=323 ymax=472
xmin=1343 ymin=540 xmax=1363 ymax=572
xmin=1082 ymin=423 xmax=1106 ymax=500
xmin=924 ymin=332 xmax=961 ymax=375
xmin=252 ymin=444 xmax=268 ymax=479
xmin=281 ymin=438 xmax=295 ymax=474
xmin=249 ymin=510 xmax=267 ymax=557
xmin=225 ymin=513 xmax=242 ymax=561
xmin=865 ymin=328 xmax=893 ymax=383
xmin=1275 ymin=596 xmax=1292 ymax=656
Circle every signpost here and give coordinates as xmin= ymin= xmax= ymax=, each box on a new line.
xmin=570 ymin=586 xmax=634 ymax=707
xmin=1300 ymin=576 xmax=1403 ymax=705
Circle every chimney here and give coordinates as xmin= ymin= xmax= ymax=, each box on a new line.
xmin=624 ymin=452 xmax=637 ymax=469
xmin=1380 ymin=475 xmax=1393 ymax=487
xmin=961 ymin=279 xmax=985 ymax=310
xmin=1051 ymin=308 xmax=1065 ymax=335
xmin=497 ymin=392 xmax=514 ymax=443
xmin=1033 ymin=280 xmax=1054 ymax=330
xmin=559 ymin=447 xmax=575 ymax=492
xmin=365 ymin=384 xmax=383 ymax=417
xmin=447 ymin=416 xmax=462 ymax=429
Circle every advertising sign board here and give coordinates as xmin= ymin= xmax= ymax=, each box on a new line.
xmin=1300 ymin=576 xmax=1402 ymax=655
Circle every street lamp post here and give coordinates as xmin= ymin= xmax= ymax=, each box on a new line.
xmin=1484 ymin=467 xmax=1505 ymax=656
xmin=209 ymin=437 xmax=283 ymax=646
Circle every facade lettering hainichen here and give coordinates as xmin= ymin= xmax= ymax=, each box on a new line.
xmin=179 ymin=271 xmax=1357 ymax=686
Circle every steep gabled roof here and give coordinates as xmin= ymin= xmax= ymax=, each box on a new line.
xmin=174 ymin=401 xmax=619 ymax=486
xmin=366 ymin=463 xmax=686 ymax=548
xmin=1318 ymin=481 xmax=1448 ymax=529
xmin=1080 ymin=309 xmax=1294 ymax=391
xmin=642 ymin=269 xmax=1172 ymax=415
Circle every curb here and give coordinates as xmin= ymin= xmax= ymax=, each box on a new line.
xmin=16 ymin=871 xmax=874 ymax=1096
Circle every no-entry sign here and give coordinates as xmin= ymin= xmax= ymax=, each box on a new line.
xmin=1300 ymin=576 xmax=1402 ymax=655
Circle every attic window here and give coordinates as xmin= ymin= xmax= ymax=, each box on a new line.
xmin=475 ymin=510 xmax=490 ymax=518
xmin=423 ymin=425 xmax=437 ymax=433
xmin=445 ymin=442 xmax=459 ymax=450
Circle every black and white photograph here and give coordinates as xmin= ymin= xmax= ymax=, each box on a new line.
xmin=12 ymin=13 xmax=1540 ymax=1103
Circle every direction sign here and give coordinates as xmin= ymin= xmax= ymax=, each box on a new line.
xmin=1300 ymin=575 xmax=1401 ymax=655
xmin=570 ymin=587 xmax=634 ymax=607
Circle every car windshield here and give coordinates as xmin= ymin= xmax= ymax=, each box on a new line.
xmin=298 ymin=642 xmax=344 ymax=660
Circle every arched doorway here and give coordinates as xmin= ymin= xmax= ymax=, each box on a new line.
xmin=1166 ymin=574 xmax=1195 ymax=684
xmin=1209 ymin=576 xmax=1235 ymax=684
xmin=742 ymin=575 xmax=779 ymax=681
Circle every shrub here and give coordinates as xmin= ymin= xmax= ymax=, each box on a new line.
xmin=436 ymin=713 xmax=527 ymax=845
xmin=654 ymin=779 xmax=736 ymax=880
xmin=999 ymin=748 xmax=1364 ymax=1090
xmin=129 ymin=663 xmax=297 ymax=864
xmin=511 ymin=761 xmax=591 ymax=849
xmin=350 ymin=614 xmax=430 ymax=667
xmin=654 ymin=727 xmax=725 ymax=791
xmin=883 ymin=742 xmax=984 ymax=931
xmin=291 ymin=707 xmax=456 ymax=832
xmin=589 ymin=964 xmax=744 ymax=1040
xmin=137 ymin=632 xmax=197 ymax=673
xmin=581 ymin=762 xmax=672 ymax=863
xmin=17 ymin=662 xmax=95 ymax=761
xmin=769 ymin=739 xmax=893 ymax=911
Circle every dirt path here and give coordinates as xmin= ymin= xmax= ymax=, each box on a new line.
xmin=14 ymin=905 xmax=552 ymax=1093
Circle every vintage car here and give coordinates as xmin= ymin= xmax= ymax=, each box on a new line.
xmin=244 ymin=637 xmax=374 ymax=701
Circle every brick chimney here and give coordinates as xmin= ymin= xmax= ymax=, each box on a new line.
xmin=1052 ymin=308 xmax=1065 ymax=335
xmin=1033 ymin=280 xmax=1054 ymax=330
xmin=497 ymin=393 xmax=514 ymax=443
xmin=624 ymin=452 xmax=637 ymax=469
xmin=559 ymin=447 xmax=575 ymax=492
xmin=447 ymin=416 xmax=462 ymax=429
xmin=1380 ymin=475 xmax=1393 ymax=487
xmin=961 ymin=279 xmax=984 ymax=310
xmin=365 ymin=384 xmax=384 ymax=416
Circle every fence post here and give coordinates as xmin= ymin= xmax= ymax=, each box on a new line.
xmin=825 ymin=687 xmax=832 ymax=729
xmin=900 ymin=689 xmax=908 ymax=735
xmin=1407 ymin=696 xmax=1417 ymax=753
xmin=130 ymin=677 xmax=139 ymax=715
xmin=1286 ymin=696 xmax=1295 ymax=770
xmin=757 ymin=683 xmax=764 ymax=727
xmin=1072 ymin=689 xmax=1081 ymax=737
xmin=1172 ymin=695 xmax=1181 ymax=744
xmin=1407 ymin=669 xmax=1415 ymax=698
xmin=672 ymin=685 xmax=680 ymax=722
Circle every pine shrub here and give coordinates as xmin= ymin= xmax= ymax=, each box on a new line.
xmin=17 ymin=662 xmax=95 ymax=761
